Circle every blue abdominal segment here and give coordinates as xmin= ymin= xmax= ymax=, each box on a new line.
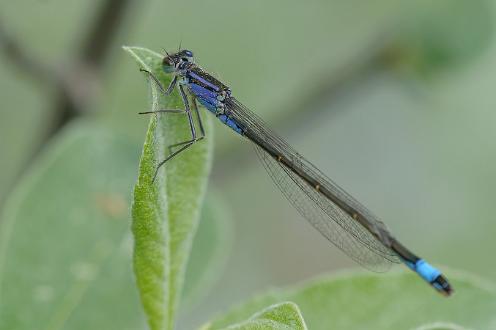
xmin=405 ymin=259 xmax=441 ymax=283
xmin=218 ymin=114 xmax=244 ymax=134
xmin=406 ymin=259 xmax=451 ymax=294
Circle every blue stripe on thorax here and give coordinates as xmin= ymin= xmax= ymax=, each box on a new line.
xmin=188 ymin=71 xmax=220 ymax=91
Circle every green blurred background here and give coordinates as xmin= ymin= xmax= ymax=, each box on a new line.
xmin=1 ymin=0 xmax=495 ymax=329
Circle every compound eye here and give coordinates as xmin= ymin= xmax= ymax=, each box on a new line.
xmin=184 ymin=50 xmax=193 ymax=57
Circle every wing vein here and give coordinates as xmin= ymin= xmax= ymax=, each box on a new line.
xmin=226 ymin=97 xmax=400 ymax=271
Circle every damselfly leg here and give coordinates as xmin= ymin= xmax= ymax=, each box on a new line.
xmin=140 ymin=68 xmax=177 ymax=95
xmin=139 ymin=69 xmax=205 ymax=181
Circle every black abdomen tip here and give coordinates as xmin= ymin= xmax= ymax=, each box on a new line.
xmin=433 ymin=275 xmax=453 ymax=296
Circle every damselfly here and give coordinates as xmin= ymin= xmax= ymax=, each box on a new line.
xmin=139 ymin=49 xmax=453 ymax=296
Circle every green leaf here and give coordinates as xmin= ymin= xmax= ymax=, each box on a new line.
xmin=208 ymin=270 xmax=496 ymax=330
xmin=0 ymin=119 xmax=225 ymax=329
xmin=182 ymin=194 xmax=232 ymax=311
xmin=411 ymin=321 xmax=469 ymax=330
xmin=124 ymin=46 xmax=213 ymax=330
xmin=211 ymin=302 xmax=307 ymax=330
xmin=0 ymin=121 xmax=144 ymax=330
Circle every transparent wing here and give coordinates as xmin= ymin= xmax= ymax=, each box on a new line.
xmin=226 ymin=97 xmax=400 ymax=271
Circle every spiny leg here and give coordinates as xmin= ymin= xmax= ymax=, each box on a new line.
xmin=153 ymin=141 xmax=195 ymax=182
xmin=138 ymin=69 xmax=184 ymax=115
xmin=140 ymin=68 xmax=177 ymax=96
xmin=167 ymin=137 xmax=204 ymax=154
xmin=167 ymin=98 xmax=206 ymax=154
xmin=152 ymin=84 xmax=202 ymax=181
xmin=192 ymin=98 xmax=206 ymax=137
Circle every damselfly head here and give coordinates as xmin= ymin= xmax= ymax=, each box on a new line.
xmin=163 ymin=49 xmax=194 ymax=73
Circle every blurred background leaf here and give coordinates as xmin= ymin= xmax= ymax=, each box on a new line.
xmin=0 ymin=120 xmax=230 ymax=329
xmin=209 ymin=271 xmax=496 ymax=330
xmin=389 ymin=0 xmax=494 ymax=75
xmin=212 ymin=302 xmax=307 ymax=330
xmin=0 ymin=121 xmax=144 ymax=330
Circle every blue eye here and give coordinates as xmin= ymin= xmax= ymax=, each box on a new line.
xmin=184 ymin=50 xmax=193 ymax=57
